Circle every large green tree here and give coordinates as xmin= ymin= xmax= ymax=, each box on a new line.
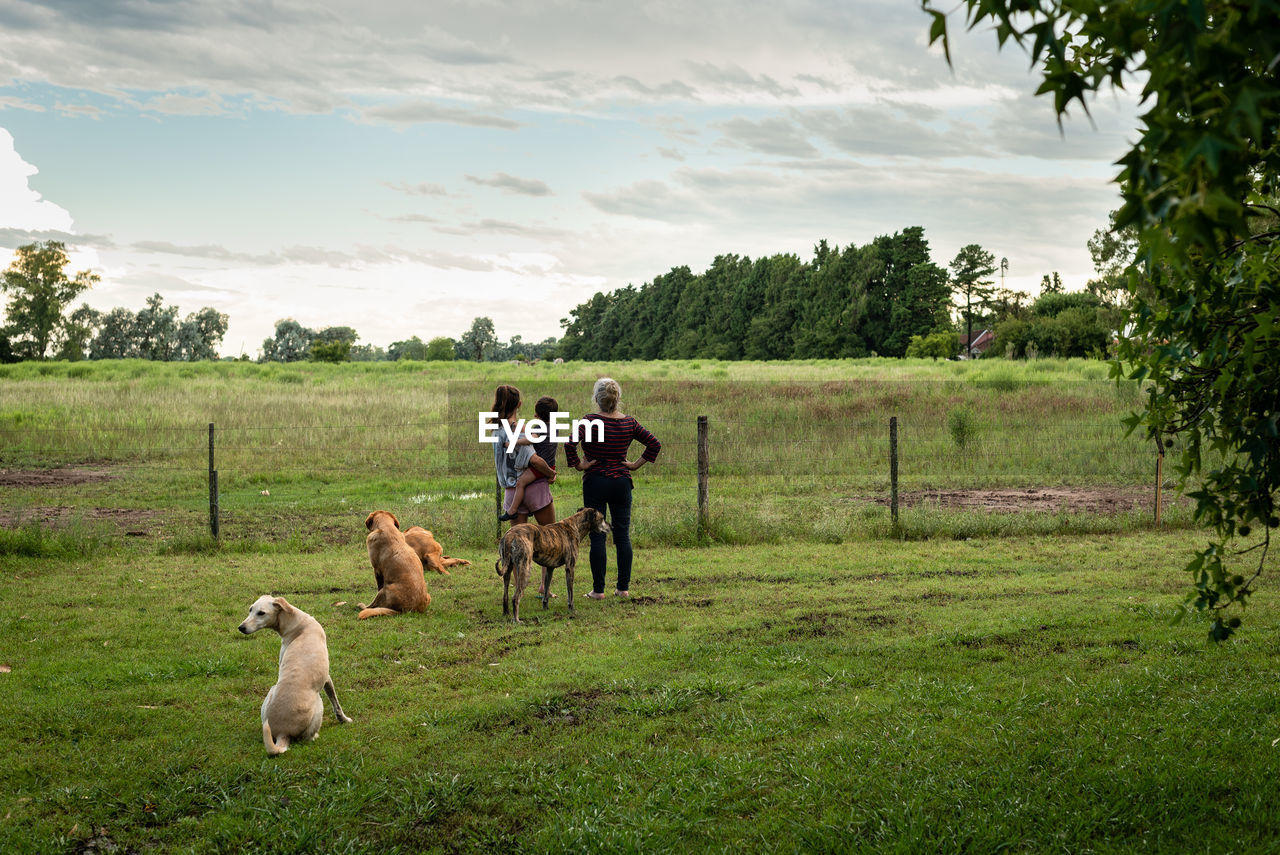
xmin=424 ymin=336 xmax=456 ymax=361
xmin=388 ymin=336 xmax=428 ymax=361
xmin=133 ymin=293 xmax=180 ymax=361
xmin=261 ymin=319 xmax=314 ymax=362
xmin=309 ymin=326 xmax=358 ymax=363
xmin=176 ymin=307 xmax=229 ymax=361
xmin=923 ymin=0 xmax=1280 ymax=639
xmin=949 ymin=244 xmax=997 ymax=356
xmin=1 ymin=241 xmax=99 ymax=360
xmin=458 ymin=316 xmax=498 ymax=362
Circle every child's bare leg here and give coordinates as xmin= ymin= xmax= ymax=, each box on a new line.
xmin=499 ymin=469 xmax=538 ymax=520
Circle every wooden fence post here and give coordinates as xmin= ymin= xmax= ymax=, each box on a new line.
xmin=697 ymin=415 xmax=709 ymax=539
xmin=890 ymin=416 xmax=899 ymax=526
xmin=208 ymin=422 xmax=220 ymax=540
xmin=1155 ymin=451 xmax=1164 ymax=526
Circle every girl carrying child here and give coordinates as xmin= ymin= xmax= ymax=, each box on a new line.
xmin=492 ymin=385 xmax=561 ymax=522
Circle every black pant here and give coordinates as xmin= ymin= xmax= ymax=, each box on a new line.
xmin=582 ymin=473 xmax=632 ymax=593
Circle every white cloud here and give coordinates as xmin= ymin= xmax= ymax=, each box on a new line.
xmin=0 ymin=0 xmax=1057 ymax=113
xmin=359 ymin=100 xmax=520 ymax=128
xmin=382 ymin=180 xmax=450 ymax=196
xmin=137 ymin=91 xmax=230 ymax=116
xmin=0 ymin=0 xmax=1140 ymax=353
xmin=717 ymin=116 xmax=820 ymax=158
xmin=0 ymin=128 xmax=74 ymax=232
xmin=465 ymin=172 xmax=552 ymax=197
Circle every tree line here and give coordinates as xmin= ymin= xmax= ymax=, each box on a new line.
xmin=4 ymin=226 xmax=1125 ymax=365
xmin=555 ymin=226 xmax=1123 ymax=362
xmin=558 ymin=227 xmax=949 ymax=360
xmin=0 ymin=242 xmax=228 ymax=362
xmin=255 ymin=317 xmax=560 ymax=363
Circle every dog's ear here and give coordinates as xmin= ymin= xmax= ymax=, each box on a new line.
xmin=271 ymin=597 xmax=291 ymax=613
xmin=365 ymin=512 xmax=377 ymax=531
xmin=576 ymin=506 xmax=585 ymax=514
xmin=388 ymin=512 xmax=400 ymax=529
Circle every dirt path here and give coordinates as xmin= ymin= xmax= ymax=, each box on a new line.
xmin=850 ymin=486 xmax=1182 ymax=514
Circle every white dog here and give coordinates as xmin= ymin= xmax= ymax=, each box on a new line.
xmin=238 ymin=595 xmax=353 ymax=755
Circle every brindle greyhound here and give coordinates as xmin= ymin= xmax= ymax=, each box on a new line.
xmin=495 ymin=507 xmax=610 ymax=623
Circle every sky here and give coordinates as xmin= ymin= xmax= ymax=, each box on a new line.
xmin=0 ymin=0 xmax=1142 ymax=358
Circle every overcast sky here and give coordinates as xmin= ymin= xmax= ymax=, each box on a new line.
xmin=0 ymin=0 xmax=1140 ymax=357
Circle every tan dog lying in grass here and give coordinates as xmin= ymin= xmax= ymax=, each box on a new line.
xmin=496 ymin=507 xmax=610 ymax=623
xmin=238 ymin=595 xmax=352 ymax=756
xmin=403 ymin=526 xmax=471 ymax=576
xmin=359 ymin=510 xmax=431 ymax=619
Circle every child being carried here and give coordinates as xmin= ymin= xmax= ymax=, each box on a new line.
xmin=498 ymin=395 xmax=563 ymax=521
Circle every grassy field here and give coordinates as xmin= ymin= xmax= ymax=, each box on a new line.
xmin=3 ymin=357 xmax=1271 ymax=853
xmin=0 ymin=357 xmax=1189 ymax=552
xmin=2 ymin=532 xmax=1278 ymax=853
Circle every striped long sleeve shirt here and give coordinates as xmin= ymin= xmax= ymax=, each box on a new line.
xmin=563 ymin=413 xmax=661 ymax=480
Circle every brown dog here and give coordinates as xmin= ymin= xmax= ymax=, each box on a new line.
xmin=403 ymin=526 xmax=471 ymax=576
xmin=358 ymin=510 xmax=430 ymax=619
xmin=495 ymin=507 xmax=610 ymax=623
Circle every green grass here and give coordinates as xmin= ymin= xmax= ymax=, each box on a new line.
xmin=0 ymin=358 xmax=1190 ymax=550
xmin=2 ymin=532 xmax=1278 ymax=853
xmin=0 ymin=359 xmax=1271 ymax=851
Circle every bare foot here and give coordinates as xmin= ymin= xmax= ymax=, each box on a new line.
xmin=584 ymin=591 xmax=606 ymax=600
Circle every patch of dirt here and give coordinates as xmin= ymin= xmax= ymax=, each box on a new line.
xmin=849 ymin=486 xmax=1182 ymax=514
xmin=784 ymin=610 xmax=897 ymax=640
xmin=532 ymin=688 xmax=606 ymax=726
xmin=0 ymin=506 xmax=160 ymax=536
xmin=626 ymin=594 xmax=713 ymax=608
xmin=0 ymin=466 xmax=113 ymax=487
xmin=76 ymin=827 xmax=141 ymax=854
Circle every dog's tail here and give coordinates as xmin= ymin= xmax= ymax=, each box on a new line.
xmin=495 ymin=539 xmax=507 ymax=576
xmin=357 ymin=607 xmax=401 ymax=620
xmin=263 ymin=720 xmax=288 ymax=756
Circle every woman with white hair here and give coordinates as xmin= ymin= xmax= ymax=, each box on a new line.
xmin=563 ymin=377 xmax=661 ymax=599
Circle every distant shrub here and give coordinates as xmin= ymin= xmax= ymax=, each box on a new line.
xmin=948 ymin=407 xmax=980 ymax=449
xmin=425 ymin=337 xmax=456 ymax=361
xmin=310 ymin=340 xmax=351 ymax=363
xmin=992 ymin=318 xmax=1031 ymax=358
xmin=969 ymin=368 xmax=1021 ymax=393
xmin=1031 ymin=291 xmax=1102 ymax=317
xmin=905 ymin=330 xmax=958 ymax=360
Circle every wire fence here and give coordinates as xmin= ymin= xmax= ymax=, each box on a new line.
xmin=0 ymin=407 xmax=1174 ymax=548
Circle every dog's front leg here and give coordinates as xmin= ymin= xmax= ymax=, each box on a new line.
xmin=324 ymin=678 xmax=354 ymax=724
